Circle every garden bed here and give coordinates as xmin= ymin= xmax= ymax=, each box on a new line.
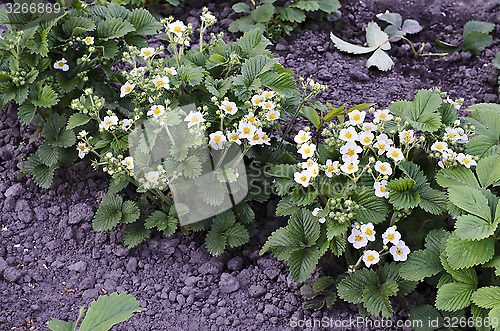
xmin=0 ymin=0 xmax=499 ymax=330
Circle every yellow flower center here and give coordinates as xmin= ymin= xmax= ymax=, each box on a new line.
xmin=437 ymin=145 xmax=443 ymax=150
xmin=243 ymin=128 xmax=250 ymax=134
xmin=301 ymin=175 xmax=307 ymax=182
xmin=463 ymin=158 xmax=470 ymax=164
xmin=248 ymin=117 xmax=255 ymax=123
xmin=157 ymin=81 xmax=164 ymax=86
xmin=327 ymin=166 xmax=334 ymax=172
xmin=263 ymin=135 xmax=268 ymax=140
xmin=174 ymin=26 xmax=182 ymax=33
xmin=353 ymin=114 xmax=360 ymax=121
xmin=214 ymin=136 xmax=220 ymax=142
xmin=231 ymin=135 xmax=238 ymax=140
xmin=348 ymin=164 xmax=354 ymax=171
xmin=355 ymin=235 xmax=363 ymax=242
xmin=304 ymin=148 xmax=311 ymax=154
xmin=269 ymin=113 xmax=276 ymax=119
xmin=191 ymin=117 xmax=198 ymax=123
xmin=367 ymin=255 xmax=375 ymax=261
xmin=379 ymin=144 xmax=385 ymax=150
xmin=365 ymin=229 xmax=372 ymax=236
xmin=388 ymin=234 xmax=394 ymax=240
xmin=380 ymin=114 xmax=386 ymax=119
xmin=364 ymin=137 xmax=370 ymax=143
xmin=449 ymin=134 xmax=455 ymax=138
xmin=392 ymin=151 xmax=398 ymax=157
xmin=154 ymin=108 xmax=161 ymax=115
xmin=106 ymin=121 xmax=113 ymax=126
xmin=396 ymin=248 xmax=403 ymax=255
xmin=125 ymin=87 xmax=131 ymax=93
xmin=226 ymin=106 xmax=232 ymax=112
xmin=59 ymin=62 xmax=64 ymax=67
xmin=380 ymin=166 xmax=386 ymax=172
xmin=301 ymin=135 xmax=307 ymax=141
xmin=348 ymin=150 xmax=354 ymax=156
xmin=255 ymin=99 xmax=261 ymax=104
xmin=253 ymin=134 xmax=259 ymax=141
xmin=345 ymin=132 xmax=352 ymax=139
xmin=144 ymin=51 xmax=151 ymax=56
xmin=380 ymin=187 xmax=386 ymax=192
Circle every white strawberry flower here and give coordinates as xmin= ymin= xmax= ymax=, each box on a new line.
xmin=456 ymin=153 xmax=477 ymax=168
xmin=244 ymin=112 xmax=259 ymax=124
xmin=83 ymin=36 xmax=94 ymax=45
xmin=340 ymin=158 xmax=359 ymax=174
xmin=340 ymin=142 xmax=362 ymax=158
xmin=238 ymin=121 xmax=257 ymax=140
xmin=373 ymin=134 xmax=393 ymax=155
xmin=444 ymin=127 xmax=460 ymax=141
xmin=362 ymin=122 xmax=377 ymax=131
xmin=382 ymin=226 xmax=401 ymax=245
xmin=145 ymin=171 xmax=160 ymax=183
xmin=373 ymin=109 xmax=393 ymax=124
xmin=362 ymin=250 xmax=380 ymax=267
xmin=325 ymin=159 xmax=340 ymax=178
xmin=374 ymin=161 xmax=392 ymax=175
xmin=251 ymin=94 xmax=264 ymax=107
xmin=307 ymin=161 xmax=320 ymax=178
xmin=298 ymin=143 xmax=316 ymax=159
xmin=209 ymin=131 xmax=227 ymax=150
xmin=348 ymin=109 xmax=366 ymax=126
xmin=261 ymin=100 xmax=275 ymax=111
xmin=358 ymin=131 xmax=374 ymax=146
xmin=153 ymin=76 xmax=170 ymax=89
xmin=339 ymin=126 xmax=358 ymax=142
xmin=120 ymin=82 xmax=136 ymax=98
xmin=374 ymin=180 xmax=389 ymax=199
xmin=184 ymin=111 xmax=205 ymax=128
xmin=294 ymin=169 xmax=313 ymax=187
xmin=165 ymin=67 xmax=177 ymax=75
xmin=399 ymin=129 xmax=415 ymax=144
xmin=294 ymin=130 xmax=311 ymax=144
xmin=122 ymin=156 xmax=134 ymax=170
xmin=431 ymin=141 xmax=448 ymax=153
xmin=227 ymin=131 xmax=241 ymax=145
xmin=360 ymin=223 xmax=376 ymax=242
xmin=248 ymin=129 xmax=264 ymax=145
xmin=140 ymin=47 xmax=155 ymax=59
xmin=301 ymin=158 xmax=316 ymax=169
xmin=99 ymin=115 xmax=118 ymax=130
xmin=54 ymin=58 xmax=69 ymax=71
xmin=262 ymin=90 xmax=275 ymax=99
xmin=169 ymin=20 xmax=186 ymax=35
xmin=348 ymin=229 xmax=368 ymax=249
xmin=266 ymin=110 xmax=280 ymax=121
xmin=76 ymin=142 xmax=89 ymax=159
xmin=122 ymin=119 xmax=133 ymax=131
xmin=221 ymin=100 xmax=238 ymax=115
xmin=148 ymin=105 xmax=165 ymax=118
xmin=386 ymin=147 xmax=404 ymax=162
xmin=390 ymin=240 xmax=410 ymax=261
xmin=261 ymin=131 xmax=271 ymax=145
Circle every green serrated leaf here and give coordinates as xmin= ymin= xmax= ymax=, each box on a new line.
xmin=435 ymin=283 xmax=475 ymax=312
xmin=446 ymin=233 xmax=495 ymax=269
xmin=289 ymin=247 xmax=321 ymax=283
xmin=67 ymin=113 xmax=90 ymax=130
xmin=78 ymin=292 xmax=146 ymax=330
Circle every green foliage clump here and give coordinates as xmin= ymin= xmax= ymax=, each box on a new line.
xmin=230 ymin=0 xmax=340 ymax=39
xmin=437 ymin=20 xmax=495 ymax=55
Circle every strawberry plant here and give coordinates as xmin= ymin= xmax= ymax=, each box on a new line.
xmin=261 ymin=89 xmax=484 ymax=317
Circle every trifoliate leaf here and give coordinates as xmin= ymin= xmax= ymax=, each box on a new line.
xmin=280 ymin=7 xmax=306 ymax=23
xmin=337 ymin=268 xmax=378 ymax=304
xmin=362 ymin=279 xmax=398 ymax=318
